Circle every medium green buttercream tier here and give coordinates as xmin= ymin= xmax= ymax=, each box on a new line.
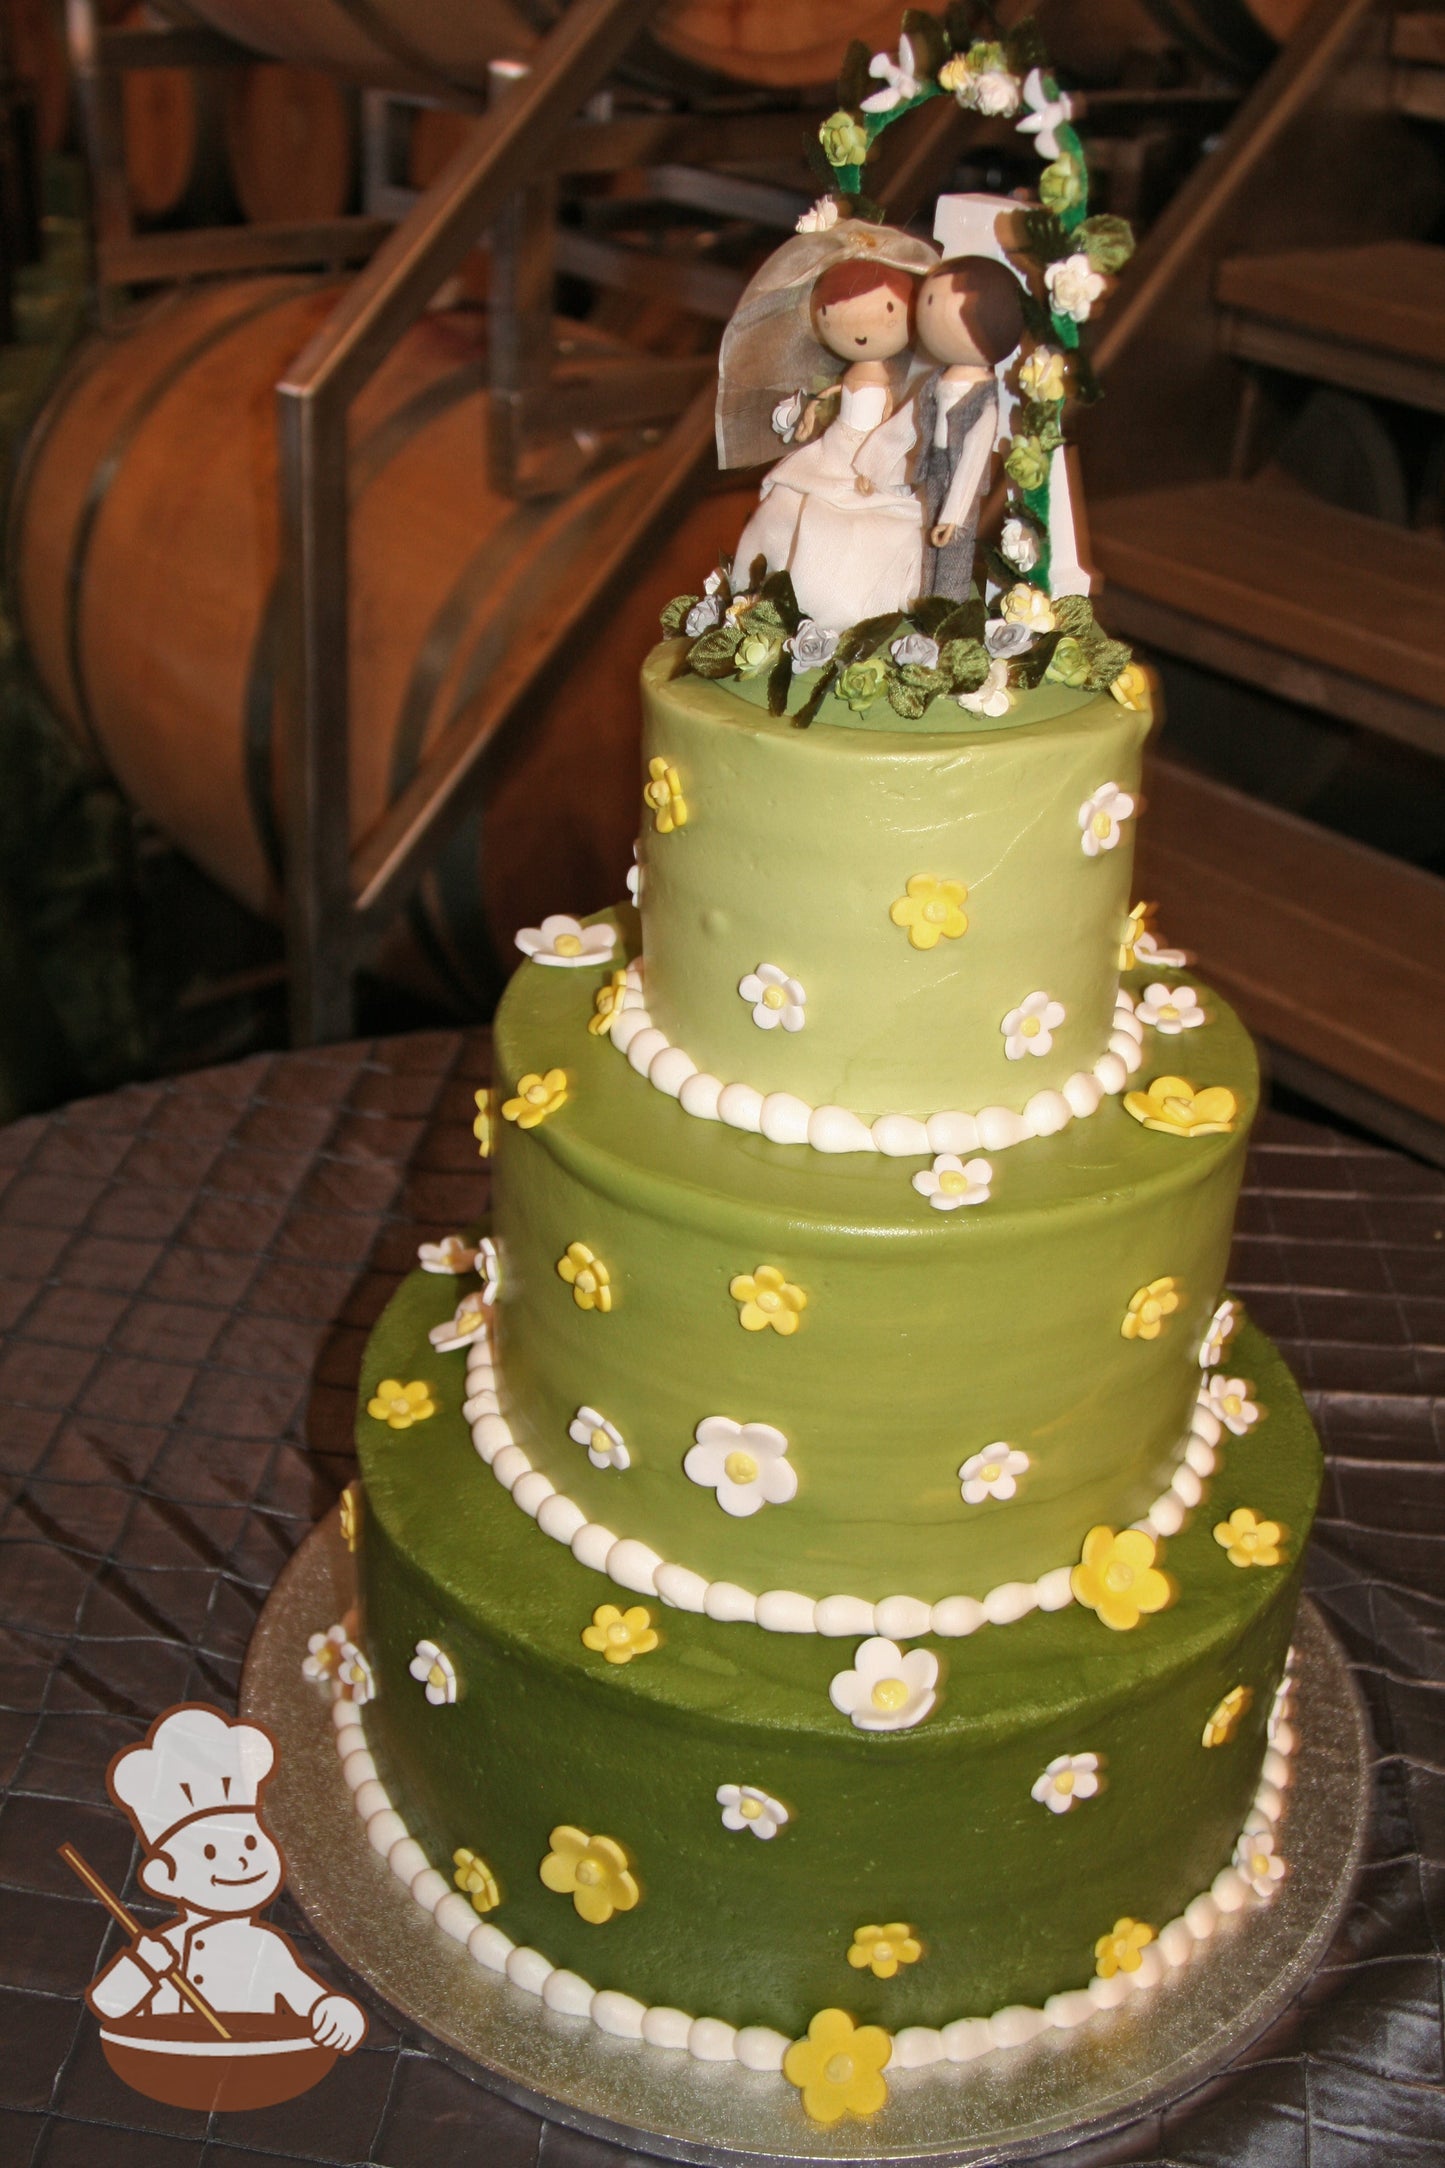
xmin=637 ymin=642 xmax=1150 ymax=1122
xmin=356 ymin=1275 xmax=1319 ymax=2035
xmin=491 ymin=923 xmax=1258 ymax=1604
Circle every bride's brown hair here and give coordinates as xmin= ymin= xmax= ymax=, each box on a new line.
xmin=810 ymin=258 xmax=917 ymax=324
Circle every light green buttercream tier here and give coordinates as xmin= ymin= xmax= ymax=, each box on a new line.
xmin=637 ymin=642 xmax=1150 ymax=1122
xmin=357 ymin=1276 xmax=1320 ymax=2036
xmin=491 ymin=927 xmax=1258 ymax=1605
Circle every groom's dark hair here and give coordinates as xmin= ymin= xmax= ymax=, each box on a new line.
xmin=928 ymin=257 xmax=1025 ymax=365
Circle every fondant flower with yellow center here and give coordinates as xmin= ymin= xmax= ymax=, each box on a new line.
xmin=1202 ymin=1374 xmax=1261 ymax=1436
xmin=367 ymin=1377 xmax=436 ymax=1429
xmin=847 ymin=1922 xmax=922 ymax=1980
xmin=730 ymin=1264 xmax=806 ymax=1335
xmin=1079 ymin=780 xmax=1136 ymax=856
xmin=418 ymin=1233 xmax=478 ymax=1274
xmin=717 ymin=1783 xmax=789 ymax=1840
xmin=568 ymin=1405 xmax=629 ymax=1471
xmin=301 ymin=1623 xmax=347 ymax=1685
xmin=589 ymin=969 xmax=628 ymax=1036
xmin=1214 ymin=1506 xmax=1284 ymax=1569
xmin=338 ymin=1483 xmax=361 ymax=1551
xmin=644 ymin=755 xmax=687 ymax=833
xmin=1124 ymin=1074 xmax=1238 ymax=1138
xmin=1071 ymin=1526 xmax=1170 ymax=1632
xmin=472 ymin=1089 xmax=494 ymax=1158
xmin=337 ymin=1643 xmax=373 ymax=1705
xmin=581 ymin=1602 xmax=659 ymax=1665
xmin=783 ymin=2008 xmax=891 ymax=2126
xmin=514 ymin=914 xmax=616 ymax=968
xmin=1118 ymin=901 xmax=1189 ymax=972
xmin=1202 ymin=1683 xmax=1251 ymax=1747
xmin=1136 ymin=983 xmax=1206 ymax=1036
xmin=1031 ymin=1751 xmax=1101 ymax=1814
xmin=1110 ymin=662 xmax=1151 ymax=712
xmin=829 ymin=1636 xmax=938 ymax=1731
xmin=429 ymin=1290 xmax=489 ymax=1353
xmin=502 ymin=1067 xmax=568 ymax=1130
xmin=409 ymin=1637 xmax=457 ymax=1704
xmin=1199 ymin=1295 xmax=1242 ymax=1369
xmin=1094 ymin=1917 xmax=1154 ymax=1979
xmin=912 ymin=1153 xmax=992 ymax=1210
xmin=539 ymin=1825 xmax=640 ymax=1924
xmin=1121 ymin=1275 xmax=1180 ymax=1341
xmin=1235 ymin=1824 xmax=1286 ymax=1896
xmin=890 ymin=874 xmax=969 ymax=951
xmin=452 ymin=1847 xmax=501 ymax=1914
xmin=557 ymin=1241 xmax=612 ymax=1312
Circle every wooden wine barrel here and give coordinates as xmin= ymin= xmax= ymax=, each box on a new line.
xmin=8 ymin=276 xmax=752 ymax=1003
xmin=166 ymin=0 xmax=903 ymax=94
xmin=115 ymin=6 xmax=229 ymax=223
xmin=223 ymin=64 xmax=355 ymax=225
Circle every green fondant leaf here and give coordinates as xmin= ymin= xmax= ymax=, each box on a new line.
xmin=747 ymin=554 xmax=768 ymax=592
xmin=659 ymin=595 xmax=697 ymax=636
xmin=837 ymin=38 xmax=871 ymax=109
xmin=1021 ymin=207 xmax=1071 ymax=265
xmin=688 ymin=621 xmax=742 ymax=677
xmin=759 ymin=567 xmax=802 ymax=633
xmin=766 ymin=647 xmax=794 ymax=716
xmin=1011 ymin=629 xmax=1061 ymax=687
xmin=935 ymin=596 xmax=987 ymax=645
xmin=903 ymin=8 xmax=948 ymax=76
xmin=1086 ymin=637 xmax=1133 ymax=687
xmin=744 ymin=596 xmax=785 ymax=631
xmin=1005 ymin=17 xmax=1049 ymax=71
xmin=941 ymin=636 xmax=989 ymax=690
xmin=887 ymin=677 xmax=930 ymax=719
xmin=1051 ymin=592 xmax=1096 ymax=639
xmin=1080 ymin=214 xmax=1136 ymax=275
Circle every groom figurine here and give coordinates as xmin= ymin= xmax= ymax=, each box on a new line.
xmin=913 ymin=256 xmax=1026 ymax=600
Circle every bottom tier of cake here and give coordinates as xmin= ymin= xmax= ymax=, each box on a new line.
xmin=352 ymin=1266 xmax=1320 ymax=2044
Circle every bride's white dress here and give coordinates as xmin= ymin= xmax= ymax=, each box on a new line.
xmin=733 ymin=382 xmax=923 ymax=631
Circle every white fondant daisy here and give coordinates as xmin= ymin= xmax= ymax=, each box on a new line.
xmin=1001 ymin=991 xmax=1065 ymax=1060
xmin=337 ymin=1642 xmax=374 ymax=1705
xmin=627 ymin=842 xmax=642 ymax=905
xmin=1199 ymin=1296 xmax=1242 ymax=1369
xmin=685 ymin=1418 xmax=796 ymax=1517
xmin=717 ymin=1783 xmax=789 ymax=1839
xmin=959 ymin=1444 xmax=1029 ymax=1504
xmin=956 ymin=657 xmax=1013 ymax=716
xmin=1201 ymin=1374 xmax=1261 ymax=1436
xmin=569 ymin=1405 xmax=630 ymax=1471
xmin=429 ymin=1291 xmax=490 ymax=1353
xmin=829 ymin=1637 xmax=938 ymax=1733
xmin=301 ymin=1623 xmax=347 ymax=1684
xmin=1136 ymin=983 xmax=1206 ymax=1035
xmin=1234 ymin=1823 xmax=1286 ymax=1896
xmin=1018 ymin=65 xmax=1075 ymax=159
xmin=1079 ymin=782 xmax=1136 ymax=856
xmin=1134 ymin=929 xmax=1189 ymax=970
xmin=409 ymin=1639 xmax=457 ymax=1705
xmin=738 ymin=963 xmax=806 ymax=1033
xmin=860 ymin=34 xmax=922 ymax=112
xmin=514 ymin=914 xmax=617 ymax=968
xmin=418 ymin=1234 xmax=477 ymax=1275
xmin=478 ymin=1237 xmax=501 ymax=1306
xmin=1031 ymin=1752 xmax=1100 ymax=1814
xmin=912 ymin=1154 xmax=992 ymax=1211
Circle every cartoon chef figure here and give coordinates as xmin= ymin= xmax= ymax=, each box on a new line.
xmin=87 ymin=1703 xmax=365 ymax=2052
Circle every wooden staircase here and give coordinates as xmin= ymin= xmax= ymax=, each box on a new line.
xmin=1081 ymin=0 xmax=1445 ymax=1152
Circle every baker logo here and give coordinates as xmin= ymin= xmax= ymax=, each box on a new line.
xmin=61 ymin=1701 xmax=367 ymax=2111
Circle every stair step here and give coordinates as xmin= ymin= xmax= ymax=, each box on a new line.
xmin=1137 ymin=754 xmax=1445 ymax=1128
xmin=1216 ymin=241 xmax=1445 ymax=412
xmin=1391 ymin=11 xmax=1445 ymax=117
xmin=1090 ymin=478 xmax=1445 ymax=754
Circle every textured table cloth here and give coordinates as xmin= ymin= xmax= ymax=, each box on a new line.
xmin=0 ymin=1030 xmax=1441 ymax=2168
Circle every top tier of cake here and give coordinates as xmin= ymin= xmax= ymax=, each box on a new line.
xmin=637 ymin=643 xmax=1149 ymax=1126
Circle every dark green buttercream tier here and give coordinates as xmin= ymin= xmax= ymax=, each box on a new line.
xmin=491 ymin=926 xmax=1258 ymax=1604
xmin=356 ymin=1269 xmax=1319 ymax=2035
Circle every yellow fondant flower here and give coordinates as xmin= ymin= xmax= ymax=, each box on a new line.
xmin=539 ymin=1825 xmax=640 ymax=1924
xmin=1019 ymin=346 xmax=1067 ymax=402
xmin=473 ymin=1088 xmax=494 ymax=1158
xmin=1214 ymin=1507 xmax=1284 ymax=1569
xmin=589 ymin=969 xmax=628 ymax=1036
xmin=1121 ymin=1275 xmax=1180 ymax=1341
xmin=1094 ymin=1917 xmax=1154 ymax=1979
xmin=730 ymin=1264 xmax=806 ymax=1335
xmin=339 ymin=1483 xmax=362 ymax=1551
xmin=1071 ymin=1526 xmax=1170 ymax=1632
xmin=1203 ymin=1684 xmax=1251 ymax=1748
xmin=581 ymin=1602 xmax=659 ymax=1665
xmin=502 ymin=1067 xmax=568 ymax=1130
xmin=367 ymin=1378 xmax=436 ymax=1430
xmin=557 ymin=1241 xmax=612 ymax=1312
xmin=783 ymin=2007 xmax=891 ymax=2126
xmin=644 ymin=755 xmax=687 ymax=833
xmin=847 ymin=1922 xmax=922 ymax=1980
xmin=452 ymin=1846 xmax=501 ymax=1913
xmin=889 ymin=874 xmax=969 ymax=951
xmin=1110 ymin=661 xmax=1151 ymax=711
xmin=1124 ymin=1075 xmax=1239 ymax=1138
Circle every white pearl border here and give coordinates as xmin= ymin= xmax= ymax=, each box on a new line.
xmin=462 ymin=1328 xmax=1228 ymax=1638
xmin=329 ymin=1657 xmax=1296 ymax=2077
xmin=604 ymin=964 xmax=1145 ymax=1156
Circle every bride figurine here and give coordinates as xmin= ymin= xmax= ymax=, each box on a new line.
xmin=717 ymin=219 xmax=940 ymax=631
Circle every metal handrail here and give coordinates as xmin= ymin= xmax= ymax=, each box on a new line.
xmin=274 ymin=0 xmax=664 ymax=1042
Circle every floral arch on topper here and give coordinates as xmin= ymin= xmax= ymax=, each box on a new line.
xmin=660 ymin=6 xmax=1142 ymax=728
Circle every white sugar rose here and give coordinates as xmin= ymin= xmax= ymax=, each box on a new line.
xmin=1046 ymin=252 xmax=1106 ymax=323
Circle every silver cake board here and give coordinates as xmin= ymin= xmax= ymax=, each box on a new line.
xmin=241 ymin=1514 xmax=1371 ymax=2167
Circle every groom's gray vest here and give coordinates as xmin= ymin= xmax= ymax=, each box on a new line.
xmin=915 ymin=373 xmax=995 ymax=603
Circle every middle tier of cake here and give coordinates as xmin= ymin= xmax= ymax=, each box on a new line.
xmin=487 ymin=925 xmax=1258 ymax=1614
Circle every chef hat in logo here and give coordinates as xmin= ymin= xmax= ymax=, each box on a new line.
xmin=110 ymin=1705 xmax=275 ymax=1850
